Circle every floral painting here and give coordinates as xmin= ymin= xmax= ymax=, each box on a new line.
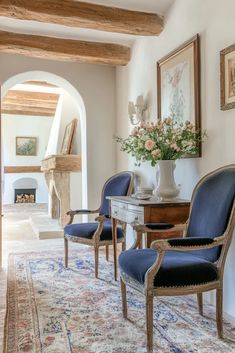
xmin=220 ymin=44 xmax=235 ymax=110
xmin=163 ymin=61 xmax=190 ymax=122
xmin=228 ymin=57 xmax=235 ymax=98
xmin=16 ymin=137 xmax=37 ymax=156
xmin=157 ymin=35 xmax=201 ymax=156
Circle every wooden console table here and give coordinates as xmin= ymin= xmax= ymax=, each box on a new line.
xmin=107 ymin=196 xmax=190 ymax=281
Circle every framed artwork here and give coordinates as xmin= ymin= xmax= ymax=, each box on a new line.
xmin=61 ymin=118 xmax=77 ymax=155
xmin=157 ymin=34 xmax=201 ymax=156
xmin=16 ymin=137 xmax=37 ymax=156
xmin=220 ymin=44 xmax=235 ymax=110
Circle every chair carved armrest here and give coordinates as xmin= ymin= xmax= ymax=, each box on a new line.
xmin=130 ymin=223 xmax=186 ymax=250
xmin=151 ymin=235 xmax=226 ymax=252
xmin=66 ymin=209 xmax=99 ymax=225
xmin=95 ymin=214 xmax=110 ymax=222
xmin=144 ymin=235 xmax=226 ymax=290
xmin=92 ymin=215 xmax=111 ymax=244
xmin=132 ymin=223 xmax=186 ymax=234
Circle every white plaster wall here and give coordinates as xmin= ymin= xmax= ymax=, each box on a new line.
xmin=2 ymin=114 xmax=53 ymax=204
xmin=57 ymin=90 xmax=83 ymax=216
xmin=45 ymin=90 xmax=82 ymax=213
xmin=116 ymin=0 xmax=235 ymax=318
xmin=45 ymin=94 xmax=63 ymax=157
xmin=3 ymin=114 xmax=52 ymax=165
xmin=0 ymin=56 xmax=116 ymax=210
xmin=57 ymin=90 xmax=82 ymax=155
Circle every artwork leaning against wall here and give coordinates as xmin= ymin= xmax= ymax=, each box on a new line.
xmin=60 ymin=119 xmax=77 ymax=155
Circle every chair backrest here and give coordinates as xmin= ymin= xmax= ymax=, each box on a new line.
xmin=186 ymin=165 xmax=235 ymax=262
xmin=99 ymin=171 xmax=134 ymax=216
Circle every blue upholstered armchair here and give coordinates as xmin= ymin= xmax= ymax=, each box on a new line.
xmin=118 ymin=165 xmax=235 ymax=353
xmin=64 ymin=171 xmax=134 ymax=277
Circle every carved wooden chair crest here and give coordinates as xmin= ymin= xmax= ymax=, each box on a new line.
xmin=118 ymin=165 xmax=235 ymax=353
xmin=64 ymin=171 xmax=134 ymax=277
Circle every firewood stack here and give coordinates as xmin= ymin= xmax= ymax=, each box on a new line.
xmin=16 ymin=194 xmax=35 ymax=203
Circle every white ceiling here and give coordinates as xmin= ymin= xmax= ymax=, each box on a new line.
xmin=0 ymin=0 xmax=175 ymax=46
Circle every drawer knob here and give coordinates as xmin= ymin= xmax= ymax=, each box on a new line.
xmin=134 ymin=216 xmax=138 ymax=221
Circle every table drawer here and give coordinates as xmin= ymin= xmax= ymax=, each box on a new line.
xmin=111 ymin=206 xmax=128 ymax=221
xmin=111 ymin=206 xmax=144 ymax=224
xmin=125 ymin=211 xmax=144 ymax=224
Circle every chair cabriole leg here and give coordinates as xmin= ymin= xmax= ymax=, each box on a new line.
xmin=197 ymin=292 xmax=203 ymax=316
xmin=106 ymin=245 xmax=109 ymax=261
xmin=146 ymin=292 xmax=154 ymax=353
xmin=94 ymin=246 xmax=99 ymax=278
xmin=138 ymin=231 xmax=143 ymax=249
xmin=216 ymin=287 xmax=223 ymax=338
xmin=122 ymin=239 xmax=126 ymax=251
xmin=120 ymin=276 xmax=127 ymax=318
xmin=64 ymin=237 xmax=68 ymax=268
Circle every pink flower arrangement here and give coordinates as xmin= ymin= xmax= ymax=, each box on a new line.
xmin=116 ymin=118 xmax=206 ymax=167
xmin=145 ymin=140 xmax=155 ymax=151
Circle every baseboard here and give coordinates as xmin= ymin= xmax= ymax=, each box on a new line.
xmin=224 ymin=311 xmax=235 ymax=325
xmin=202 ymin=292 xmax=235 ymax=325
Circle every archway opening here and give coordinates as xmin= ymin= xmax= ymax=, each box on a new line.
xmin=1 ymin=71 xmax=88 ymax=261
xmin=1 ymin=71 xmax=87 ymax=209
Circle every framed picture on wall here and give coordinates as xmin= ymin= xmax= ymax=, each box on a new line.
xmin=60 ymin=118 xmax=77 ymax=155
xmin=157 ymin=34 xmax=201 ymax=156
xmin=16 ymin=137 xmax=37 ymax=156
xmin=220 ymin=43 xmax=235 ymax=110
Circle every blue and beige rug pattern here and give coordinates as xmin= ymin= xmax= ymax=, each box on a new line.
xmin=4 ymin=247 xmax=235 ymax=353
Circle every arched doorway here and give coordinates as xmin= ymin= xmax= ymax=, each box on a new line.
xmin=1 ymin=70 xmax=88 ymax=209
xmin=1 ymin=71 xmax=88 ymax=266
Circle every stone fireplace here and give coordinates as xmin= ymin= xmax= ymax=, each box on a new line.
xmin=41 ymin=154 xmax=81 ymax=226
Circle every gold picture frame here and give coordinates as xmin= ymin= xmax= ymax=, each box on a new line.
xmin=16 ymin=137 xmax=37 ymax=156
xmin=220 ymin=44 xmax=235 ymax=110
xmin=157 ymin=34 xmax=201 ymax=157
xmin=60 ymin=119 xmax=77 ymax=155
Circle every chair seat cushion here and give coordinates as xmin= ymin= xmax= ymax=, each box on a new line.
xmin=64 ymin=221 xmax=124 ymax=241
xmin=118 ymin=249 xmax=218 ymax=287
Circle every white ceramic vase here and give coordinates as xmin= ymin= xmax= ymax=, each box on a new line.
xmin=155 ymin=160 xmax=180 ymax=201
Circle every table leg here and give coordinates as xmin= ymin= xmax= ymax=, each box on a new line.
xmin=112 ymin=217 xmax=118 ymax=281
xmin=146 ymin=232 xmax=151 ymax=248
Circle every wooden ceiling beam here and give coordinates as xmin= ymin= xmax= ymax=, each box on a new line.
xmin=0 ymin=0 xmax=164 ymax=36
xmin=24 ymin=81 xmax=58 ymax=87
xmin=1 ymin=105 xmax=55 ymax=116
xmin=1 ymin=103 xmax=55 ymax=116
xmin=0 ymin=30 xmax=131 ymax=65
xmin=1 ymin=89 xmax=59 ymax=116
xmin=3 ymin=99 xmax=57 ymax=109
xmin=6 ymin=90 xmax=59 ymax=102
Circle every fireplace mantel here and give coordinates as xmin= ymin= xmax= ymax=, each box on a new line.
xmin=41 ymin=154 xmax=81 ymax=226
xmin=41 ymin=154 xmax=81 ymax=173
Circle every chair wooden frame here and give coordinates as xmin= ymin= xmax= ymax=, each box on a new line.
xmin=119 ymin=165 xmax=235 ymax=353
xmin=64 ymin=171 xmax=134 ymax=278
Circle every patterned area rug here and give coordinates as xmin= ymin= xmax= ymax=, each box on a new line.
xmin=4 ymin=246 xmax=235 ymax=353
